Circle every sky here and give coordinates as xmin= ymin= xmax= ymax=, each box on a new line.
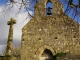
xmin=0 ymin=0 xmax=80 ymax=55
xmin=0 ymin=0 xmax=33 ymax=54
xmin=61 ymin=0 xmax=80 ymax=23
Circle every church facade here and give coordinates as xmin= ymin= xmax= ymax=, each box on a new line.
xmin=21 ymin=0 xmax=80 ymax=60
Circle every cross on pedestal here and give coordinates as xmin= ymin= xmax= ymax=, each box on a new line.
xmin=6 ymin=18 xmax=16 ymax=56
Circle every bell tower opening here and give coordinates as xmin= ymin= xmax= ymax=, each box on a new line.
xmin=39 ymin=49 xmax=53 ymax=60
xmin=46 ymin=0 xmax=52 ymax=15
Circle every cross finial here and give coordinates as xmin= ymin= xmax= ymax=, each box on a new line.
xmin=7 ymin=18 xmax=16 ymax=25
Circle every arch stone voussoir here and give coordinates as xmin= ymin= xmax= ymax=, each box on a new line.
xmin=35 ymin=45 xmax=56 ymax=59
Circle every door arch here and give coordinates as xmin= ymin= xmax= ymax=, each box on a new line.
xmin=39 ymin=49 xmax=53 ymax=60
xmin=35 ymin=45 xmax=56 ymax=60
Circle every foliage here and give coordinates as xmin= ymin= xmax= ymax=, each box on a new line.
xmin=1 ymin=45 xmax=21 ymax=60
xmin=55 ymin=52 xmax=67 ymax=57
xmin=52 ymin=52 xmax=67 ymax=60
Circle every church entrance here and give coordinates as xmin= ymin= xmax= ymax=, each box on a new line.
xmin=39 ymin=49 xmax=53 ymax=60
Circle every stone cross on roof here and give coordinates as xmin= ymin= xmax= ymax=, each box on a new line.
xmin=6 ymin=18 xmax=16 ymax=56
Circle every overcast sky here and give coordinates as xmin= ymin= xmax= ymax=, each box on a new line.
xmin=0 ymin=1 xmax=32 ymax=54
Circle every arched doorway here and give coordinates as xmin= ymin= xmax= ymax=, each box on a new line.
xmin=39 ymin=49 xmax=53 ymax=60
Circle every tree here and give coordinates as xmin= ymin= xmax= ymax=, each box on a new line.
xmin=61 ymin=0 xmax=80 ymax=22
xmin=0 ymin=0 xmax=38 ymax=17
xmin=0 ymin=0 xmax=80 ymax=21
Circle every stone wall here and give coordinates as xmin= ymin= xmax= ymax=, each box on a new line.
xmin=0 ymin=56 xmax=17 ymax=60
xmin=21 ymin=0 xmax=80 ymax=60
xmin=21 ymin=15 xmax=80 ymax=60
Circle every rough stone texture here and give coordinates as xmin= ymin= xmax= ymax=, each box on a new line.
xmin=0 ymin=18 xmax=17 ymax=60
xmin=21 ymin=0 xmax=80 ymax=60
xmin=6 ymin=18 xmax=16 ymax=56
xmin=0 ymin=56 xmax=17 ymax=60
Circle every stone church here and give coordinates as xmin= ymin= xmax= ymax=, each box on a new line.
xmin=0 ymin=0 xmax=80 ymax=60
xmin=21 ymin=0 xmax=80 ymax=60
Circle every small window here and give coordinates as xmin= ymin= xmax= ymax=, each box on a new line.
xmin=46 ymin=1 xmax=52 ymax=15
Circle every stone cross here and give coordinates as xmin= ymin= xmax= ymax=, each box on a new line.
xmin=6 ymin=18 xmax=16 ymax=56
